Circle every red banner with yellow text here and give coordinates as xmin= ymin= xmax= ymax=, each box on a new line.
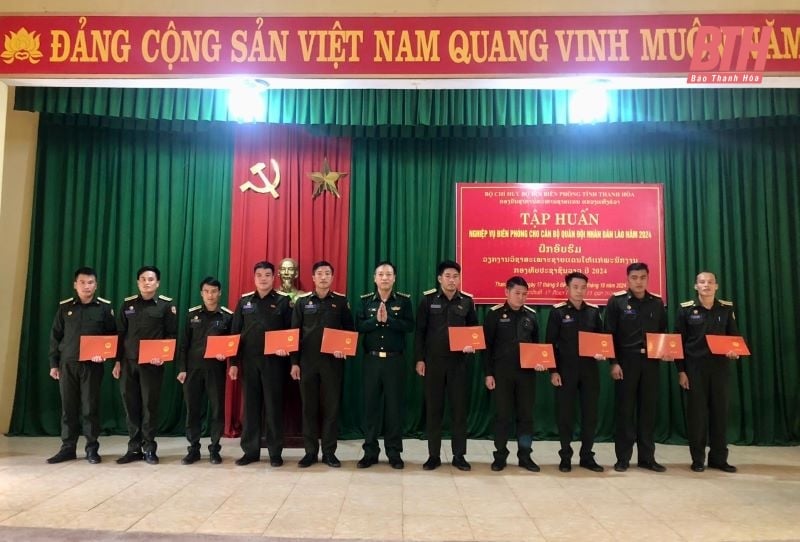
xmin=456 ymin=183 xmax=665 ymax=305
xmin=1 ymin=14 xmax=799 ymax=77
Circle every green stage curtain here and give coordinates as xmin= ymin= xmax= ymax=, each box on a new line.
xmin=343 ymin=122 xmax=800 ymax=445
xmin=15 ymin=87 xmax=800 ymax=126
xmin=10 ymin=114 xmax=234 ymax=437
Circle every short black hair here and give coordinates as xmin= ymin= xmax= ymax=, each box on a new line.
xmin=375 ymin=260 xmax=397 ymax=274
xmin=506 ymin=276 xmax=528 ymax=290
xmin=437 ymin=260 xmax=461 ymax=276
xmin=627 ymin=262 xmax=649 ymax=275
xmin=565 ymin=271 xmax=588 ymax=285
xmin=74 ymin=267 xmax=97 ymax=280
xmin=253 ymin=261 xmax=274 ymax=273
xmin=312 ymin=260 xmax=334 ymax=274
xmin=695 ymin=270 xmax=717 ymax=282
xmin=137 ymin=265 xmax=161 ymax=280
xmin=200 ymin=276 xmax=222 ymax=290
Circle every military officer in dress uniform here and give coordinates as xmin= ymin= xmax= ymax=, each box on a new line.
xmin=229 ymin=261 xmax=293 ymax=467
xmin=46 ymin=267 xmax=116 ymax=464
xmin=290 ymin=261 xmax=355 ymax=468
xmin=676 ymin=271 xmax=741 ymax=473
xmin=176 ymin=277 xmax=233 ymax=465
xmin=483 ymin=276 xmax=545 ymax=472
xmin=546 ymin=271 xmax=605 ymax=473
xmin=113 ymin=265 xmax=177 ymax=465
xmin=415 ymin=259 xmax=478 ymax=471
xmin=605 ymin=262 xmax=668 ymax=472
xmin=355 ymin=261 xmax=414 ymax=469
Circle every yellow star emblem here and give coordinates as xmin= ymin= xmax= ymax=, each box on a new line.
xmin=309 ymin=157 xmax=347 ymax=199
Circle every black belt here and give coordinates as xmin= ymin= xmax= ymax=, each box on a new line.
xmin=368 ymin=351 xmax=402 ymax=358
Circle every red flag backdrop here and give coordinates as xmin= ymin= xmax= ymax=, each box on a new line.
xmin=224 ymin=124 xmax=351 ymax=437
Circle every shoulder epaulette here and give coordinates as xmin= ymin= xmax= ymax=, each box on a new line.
xmin=188 ymin=305 xmax=202 ymax=312
xmin=333 ymin=290 xmax=346 ymax=297
xmin=585 ymin=302 xmax=599 ymax=309
xmin=524 ymin=306 xmax=536 ymax=314
xmin=221 ymin=306 xmax=233 ymax=314
xmin=240 ymin=291 xmax=255 ymax=298
xmin=275 ymin=290 xmax=290 ymax=296
xmin=97 ymin=296 xmax=111 ymax=304
xmin=423 ymin=288 xmax=437 ymax=295
xmin=490 ymin=303 xmax=503 ymax=311
xmin=360 ymin=292 xmax=374 ymax=299
xmin=553 ymin=301 xmax=567 ymax=308
xmin=396 ymin=291 xmax=411 ymax=298
xmin=613 ymin=290 xmax=628 ymax=296
xmin=158 ymin=294 xmax=173 ymax=302
xmin=649 ymin=292 xmax=662 ymax=298
xmin=460 ymin=290 xmax=473 ymax=297
xmin=59 ymin=297 xmax=74 ymax=305
xmin=680 ymin=300 xmax=695 ymax=307
xmin=719 ymin=299 xmax=734 ymax=306
xmin=124 ymin=294 xmax=138 ymax=302
xmin=298 ymin=291 xmax=313 ymax=298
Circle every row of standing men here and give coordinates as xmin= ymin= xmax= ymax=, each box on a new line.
xmin=47 ymin=259 xmax=740 ymax=474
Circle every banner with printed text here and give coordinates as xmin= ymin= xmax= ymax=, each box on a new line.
xmin=456 ymin=183 xmax=666 ymax=305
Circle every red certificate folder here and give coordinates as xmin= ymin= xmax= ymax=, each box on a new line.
xmin=519 ymin=343 xmax=556 ymax=369
xmin=204 ymin=334 xmax=241 ymax=358
xmin=264 ymin=329 xmax=300 ymax=355
xmin=138 ymin=339 xmax=176 ymax=364
xmin=706 ymin=335 xmax=751 ymax=356
xmin=578 ymin=331 xmax=616 ymax=358
xmin=78 ymin=335 xmax=118 ymax=361
xmin=448 ymin=326 xmax=486 ymax=351
xmin=646 ymin=333 xmax=684 ymax=359
xmin=320 ymin=328 xmax=359 ymax=356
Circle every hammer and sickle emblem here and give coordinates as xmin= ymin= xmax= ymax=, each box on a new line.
xmin=240 ymin=159 xmax=281 ymax=198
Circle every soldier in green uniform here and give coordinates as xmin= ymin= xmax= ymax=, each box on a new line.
xmin=415 ymin=260 xmax=478 ymax=471
xmin=355 ymin=261 xmax=414 ymax=470
xmin=113 ymin=265 xmax=177 ymax=465
xmin=483 ymin=276 xmax=544 ymax=472
xmin=605 ymin=262 xmax=668 ymax=472
xmin=229 ymin=261 xmax=293 ymax=467
xmin=176 ymin=277 xmax=233 ymax=465
xmin=676 ymin=271 xmax=740 ymax=473
xmin=290 ymin=260 xmax=355 ymax=468
xmin=546 ymin=272 xmax=605 ymax=473
xmin=47 ymin=267 xmax=116 ymax=464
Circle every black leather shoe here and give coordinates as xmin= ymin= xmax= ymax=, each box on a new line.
xmin=691 ymin=462 xmax=705 ymax=472
xmin=269 ymin=456 xmax=283 ymax=467
xmin=357 ymin=456 xmax=378 ymax=469
xmin=144 ymin=451 xmax=159 ymax=465
xmin=388 ymin=457 xmax=404 ymax=470
xmin=614 ymin=460 xmax=629 ymax=472
xmin=181 ymin=450 xmax=201 ymax=465
xmin=209 ymin=452 xmax=222 ymax=465
xmin=490 ymin=458 xmax=506 ymax=472
xmin=638 ymin=461 xmax=667 ymax=472
xmin=298 ymin=454 xmax=318 ymax=468
xmin=235 ymin=455 xmax=259 ymax=466
xmin=579 ymin=459 xmax=604 ymax=472
xmin=47 ymin=449 xmax=77 ymax=464
xmin=422 ymin=456 xmax=441 ymax=471
xmin=86 ymin=450 xmax=102 ymax=464
xmin=116 ymin=451 xmax=144 ymax=464
xmin=451 ymin=455 xmax=471 ymax=471
xmin=518 ymin=456 xmax=540 ymax=472
xmin=559 ymin=458 xmax=572 ymax=472
xmin=708 ymin=462 xmax=737 ymax=473
xmin=322 ymin=454 xmax=341 ymax=468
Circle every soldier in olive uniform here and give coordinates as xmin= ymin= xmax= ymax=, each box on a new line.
xmin=290 ymin=261 xmax=355 ymax=468
xmin=47 ymin=267 xmax=116 ymax=464
xmin=355 ymin=261 xmax=414 ymax=469
xmin=676 ymin=271 xmax=741 ymax=473
xmin=176 ymin=277 xmax=233 ymax=465
xmin=605 ymin=262 xmax=668 ymax=472
xmin=229 ymin=261 xmax=293 ymax=467
xmin=483 ymin=276 xmax=544 ymax=472
xmin=113 ymin=265 xmax=177 ymax=465
xmin=415 ymin=260 xmax=478 ymax=471
xmin=546 ymin=272 xmax=605 ymax=473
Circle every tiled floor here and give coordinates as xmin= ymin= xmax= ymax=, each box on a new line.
xmin=0 ymin=435 xmax=798 ymax=541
